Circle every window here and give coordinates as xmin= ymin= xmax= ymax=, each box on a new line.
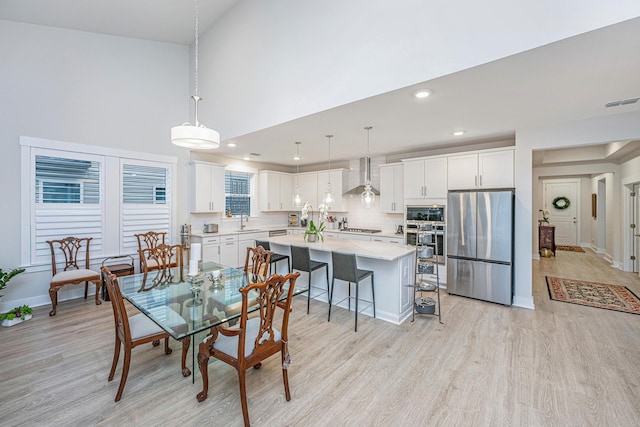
xmin=225 ymin=171 xmax=251 ymax=216
xmin=21 ymin=137 xmax=177 ymax=267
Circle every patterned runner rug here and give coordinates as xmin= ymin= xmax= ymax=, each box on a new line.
xmin=556 ymin=245 xmax=585 ymax=252
xmin=546 ymin=276 xmax=640 ymax=315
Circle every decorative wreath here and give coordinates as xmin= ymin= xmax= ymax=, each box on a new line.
xmin=552 ymin=196 xmax=571 ymax=210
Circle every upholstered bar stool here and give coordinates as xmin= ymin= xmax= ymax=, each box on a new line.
xmin=290 ymin=245 xmax=329 ymax=315
xmin=329 ymin=251 xmax=375 ymax=332
xmin=256 ymin=240 xmax=290 ymax=275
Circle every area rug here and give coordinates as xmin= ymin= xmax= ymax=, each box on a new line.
xmin=556 ymin=245 xmax=585 ymax=252
xmin=546 ymin=276 xmax=640 ymax=315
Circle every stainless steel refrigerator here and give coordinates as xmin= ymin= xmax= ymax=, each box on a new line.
xmin=446 ymin=190 xmax=514 ymax=305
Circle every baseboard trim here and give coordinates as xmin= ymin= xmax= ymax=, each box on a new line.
xmin=513 ymin=295 xmax=535 ymax=310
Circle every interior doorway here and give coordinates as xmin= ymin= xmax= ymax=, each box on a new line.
xmin=543 ymin=179 xmax=579 ymax=246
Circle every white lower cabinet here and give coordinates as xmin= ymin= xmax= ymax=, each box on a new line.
xmin=197 ymin=235 xmax=220 ymax=263
xmin=218 ymin=235 xmax=239 ymax=267
xmin=238 ymin=232 xmax=269 ymax=267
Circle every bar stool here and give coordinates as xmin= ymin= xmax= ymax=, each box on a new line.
xmin=329 ymin=251 xmax=375 ymax=332
xmin=290 ymin=245 xmax=329 ymax=314
xmin=256 ymin=240 xmax=290 ymax=275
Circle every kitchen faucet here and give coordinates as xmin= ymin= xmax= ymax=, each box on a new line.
xmin=240 ymin=213 xmax=248 ymax=230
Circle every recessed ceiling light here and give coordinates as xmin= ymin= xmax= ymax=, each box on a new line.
xmin=293 ymin=155 xmax=300 ymax=161
xmin=243 ymin=155 xmax=250 ymax=161
xmin=227 ymin=142 xmax=236 ymax=148
xmin=414 ymin=89 xmax=432 ymax=99
xmin=453 ymin=130 xmax=466 ymax=136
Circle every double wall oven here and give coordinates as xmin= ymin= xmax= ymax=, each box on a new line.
xmin=405 ymin=205 xmax=446 ymax=260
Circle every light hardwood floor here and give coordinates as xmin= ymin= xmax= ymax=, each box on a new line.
xmin=2 ymin=249 xmax=639 ymax=426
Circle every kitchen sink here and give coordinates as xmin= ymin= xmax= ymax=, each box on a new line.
xmin=235 ymin=228 xmax=260 ymax=232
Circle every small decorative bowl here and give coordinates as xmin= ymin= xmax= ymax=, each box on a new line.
xmin=540 ymin=248 xmax=553 ymax=258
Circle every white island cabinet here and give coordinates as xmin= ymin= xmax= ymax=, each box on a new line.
xmin=267 ymin=235 xmax=415 ymax=325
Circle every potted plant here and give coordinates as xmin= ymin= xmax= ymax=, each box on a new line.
xmin=304 ymin=220 xmax=326 ymax=242
xmin=0 ymin=267 xmax=30 ymax=327
xmin=301 ymin=202 xmax=328 ymax=242
xmin=1 ymin=305 xmax=32 ymax=327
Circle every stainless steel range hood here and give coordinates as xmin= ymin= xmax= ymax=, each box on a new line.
xmin=344 ymin=157 xmax=380 ymax=195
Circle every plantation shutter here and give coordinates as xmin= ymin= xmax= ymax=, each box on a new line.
xmin=120 ymin=160 xmax=171 ymax=254
xmin=33 ymin=152 xmax=103 ymax=264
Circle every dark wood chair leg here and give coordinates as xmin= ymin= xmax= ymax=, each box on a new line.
xmin=49 ymin=287 xmax=58 ymax=316
xmin=282 ymin=348 xmax=291 ymax=401
xmin=108 ymin=337 xmax=121 ymax=381
xmin=238 ymin=370 xmax=250 ymax=427
xmin=181 ymin=337 xmax=191 ymax=377
xmin=115 ymin=345 xmax=132 ymax=402
xmin=94 ymin=280 xmax=102 ymax=305
xmin=196 ymin=344 xmax=210 ymax=402
xmin=84 ymin=281 xmax=89 ymax=299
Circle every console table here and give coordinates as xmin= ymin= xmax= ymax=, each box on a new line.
xmin=538 ymin=225 xmax=556 ymax=256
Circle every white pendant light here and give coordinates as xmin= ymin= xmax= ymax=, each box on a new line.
xmin=323 ymin=135 xmax=335 ymax=209
xmin=361 ymin=126 xmax=375 ymax=208
xmin=171 ymin=0 xmax=220 ymax=149
xmin=292 ymin=141 xmax=304 ymax=208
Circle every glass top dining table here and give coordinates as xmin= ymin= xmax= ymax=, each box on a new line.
xmin=118 ymin=261 xmax=306 ymax=341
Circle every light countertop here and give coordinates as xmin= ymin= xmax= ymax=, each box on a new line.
xmin=266 ymin=234 xmax=415 ymax=261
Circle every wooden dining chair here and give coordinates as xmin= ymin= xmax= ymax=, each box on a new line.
xmin=135 ymin=231 xmax=167 ymax=272
xmin=243 ymin=245 xmax=273 ymax=277
xmin=196 ymin=272 xmax=300 ymax=427
xmin=46 ymin=236 xmax=102 ymax=316
xmin=102 ymin=267 xmax=192 ymax=402
xmin=139 ymin=243 xmax=184 ymax=287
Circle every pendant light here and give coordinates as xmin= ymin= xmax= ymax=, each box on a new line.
xmin=171 ymin=0 xmax=220 ymax=149
xmin=292 ymin=141 xmax=304 ymax=208
xmin=323 ymin=135 xmax=335 ymax=209
xmin=361 ymin=126 xmax=376 ymax=208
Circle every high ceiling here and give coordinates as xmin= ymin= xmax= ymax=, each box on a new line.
xmin=1 ymin=2 xmax=639 ymax=167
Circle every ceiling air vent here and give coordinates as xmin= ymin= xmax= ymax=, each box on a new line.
xmin=605 ymin=97 xmax=639 ymax=108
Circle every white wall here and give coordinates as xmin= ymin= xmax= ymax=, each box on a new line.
xmin=0 ymin=20 xmax=191 ymax=310
xmin=196 ymin=0 xmax=640 ymax=139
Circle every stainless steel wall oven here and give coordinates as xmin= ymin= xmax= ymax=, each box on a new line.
xmin=405 ymin=205 xmax=445 ymax=260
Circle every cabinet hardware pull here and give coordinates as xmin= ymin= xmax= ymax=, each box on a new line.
xmin=479 ymin=175 xmax=482 ymax=187
xmin=474 ymin=175 xmax=478 ymax=187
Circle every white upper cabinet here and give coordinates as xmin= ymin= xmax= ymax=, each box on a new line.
xmin=403 ymin=157 xmax=447 ymax=201
xmin=379 ymin=163 xmax=404 ymax=213
xmin=447 ymin=148 xmax=514 ymax=190
xmin=190 ymin=161 xmax=226 ymax=213
xmin=296 ymin=169 xmax=348 ymax=212
xmin=316 ymin=169 xmax=348 ymax=212
xmin=259 ymin=171 xmax=293 ymax=211
xmin=297 ymin=172 xmax=318 ymax=210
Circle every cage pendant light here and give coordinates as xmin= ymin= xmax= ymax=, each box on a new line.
xmin=323 ymin=135 xmax=335 ymax=209
xmin=361 ymin=126 xmax=375 ymax=208
xmin=292 ymin=141 xmax=304 ymax=207
xmin=171 ymin=0 xmax=220 ymax=149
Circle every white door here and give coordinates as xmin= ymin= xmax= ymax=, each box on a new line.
xmin=544 ymin=179 xmax=579 ymax=246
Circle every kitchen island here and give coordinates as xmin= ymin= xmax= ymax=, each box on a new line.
xmin=267 ymin=234 xmax=416 ymax=325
